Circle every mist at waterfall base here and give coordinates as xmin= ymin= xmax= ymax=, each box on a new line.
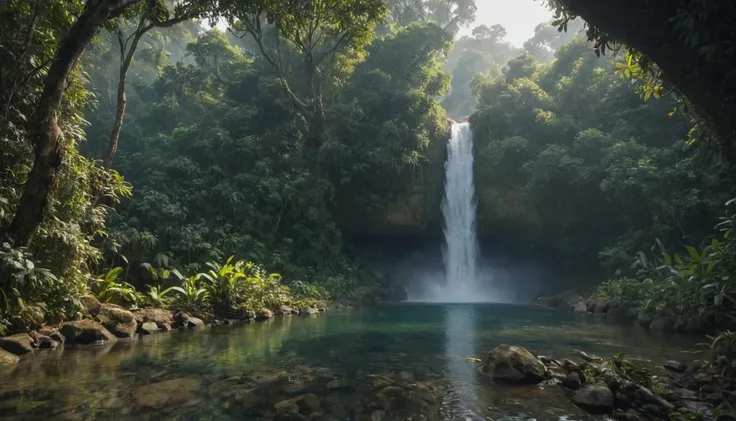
xmin=412 ymin=121 xmax=498 ymax=303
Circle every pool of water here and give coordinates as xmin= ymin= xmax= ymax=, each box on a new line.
xmin=0 ymin=303 xmax=696 ymax=420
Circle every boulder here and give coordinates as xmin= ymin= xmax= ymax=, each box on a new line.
xmin=274 ymin=394 xmax=321 ymax=418
xmin=139 ymin=322 xmax=159 ymax=335
xmin=572 ymin=300 xmax=588 ymax=313
xmin=80 ymin=294 xmax=102 ymax=316
xmin=96 ymin=304 xmax=138 ymax=338
xmin=173 ymin=312 xmax=190 ymax=327
xmin=38 ymin=326 xmax=65 ymax=345
xmin=255 ymin=309 xmax=273 ymax=321
xmin=186 ymin=317 xmax=206 ymax=329
xmin=606 ymin=302 xmax=635 ymax=320
xmin=636 ymin=313 xmax=653 ymax=327
xmin=679 ymin=317 xmax=708 ymax=333
xmin=60 ymin=320 xmax=117 ymax=344
xmin=563 ymin=372 xmax=583 ymax=389
xmin=29 ymin=332 xmax=58 ymax=349
xmin=133 ymin=378 xmax=202 ymax=410
xmin=300 ymin=307 xmax=318 ymax=316
xmin=664 ymin=360 xmax=687 ymax=373
xmin=479 ymin=345 xmax=547 ymax=384
xmin=593 ymin=299 xmax=610 ymax=314
xmin=572 ymin=384 xmax=614 ymax=413
xmin=275 ymin=305 xmax=295 ymax=316
xmin=0 ymin=333 xmax=35 ymax=355
xmin=133 ymin=308 xmax=173 ymax=329
xmin=649 ymin=317 xmax=674 ymax=331
xmin=0 ymin=348 xmax=19 ymax=366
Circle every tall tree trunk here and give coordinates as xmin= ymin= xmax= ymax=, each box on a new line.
xmin=555 ymin=0 xmax=736 ymax=159
xmin=7 ymin=0 xmax=126 ymax=247
xmin=103 ymin=72 xmax=127 ymax=170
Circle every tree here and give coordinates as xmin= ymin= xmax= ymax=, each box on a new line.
xmin=102 ymin=0 xmax=212 ymax=170
xmin=221 ymin=0 xmax=386 ymax=151
xmin=546 ymin=0 xmax=736 ymax=160
xmin=472 ymin=24 xmax=506 ymax=42
xmin=384 ymin=0 xmax=476 ymax=33
xmin=7 ymin=0 xmax=145 ymax=247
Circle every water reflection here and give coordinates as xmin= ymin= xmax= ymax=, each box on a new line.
xmin=444 ymin=304 xmax=480 ymax=417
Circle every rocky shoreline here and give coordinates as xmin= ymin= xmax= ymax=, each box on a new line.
xmin=479 ymin=344 xmax=725 ymax=421
xmin=0 ymin=295 xmax=348 ymax=365
xmin=534 ymin=290 xmax=731 ymax=334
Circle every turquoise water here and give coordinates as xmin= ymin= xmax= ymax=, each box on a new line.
xmin=0 ymin=303 xmax=695 ymax=420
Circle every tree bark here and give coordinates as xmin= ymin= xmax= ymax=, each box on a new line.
xmin=104 ymin=72 xmax=127 ymax=170
xmin=7 ymin=0 xmax=133 ymax=247
xmin=555 ymin=0 xmax=736 ymax=158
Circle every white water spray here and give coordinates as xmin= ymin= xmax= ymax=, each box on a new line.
xmin=438 ymin=122 xmax=480 ymax=301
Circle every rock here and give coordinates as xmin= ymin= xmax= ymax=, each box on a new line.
xmin=640 ymin=404 xmax=660 ymax=416
xmin=0 ymin=349 xmax=19 ymax=366
xmin=173 ymin=312 xmax=190 ymax=327
xmin=664 ymin=360 xmax=687 ymax=373
xmin=160 ymin=323 xmax=172 ymax=332
xmin=563 ymin=372 xmax=583 ymax=389
xmin=96 ymin=304 xmax=138 ymax=338
xmin=636 ymin=313 xmax=653 ymax=327
xmin=255 ymin=309 xmax=273 ymax=321
xmin=379 ymin=285 xmax=409 ymax=302
xmin=679 ymin=400 xmax=713 ymax=417
xmin=572 ymin=350 xmax=602 ymax=362
xmin=300 ymin=308 xmax=318 ymax=316
xmin=38 ymin=326 xmax=65 ymax=345
xmin=133 ymin=308 xmax=173 ymax=329
xmin=274 ymin=394 xmax=321 ymax=418
xmin=60 ymin=320 xmax=117 ymax=344
xmin=649 ymin=317 xmax=674 ymax=331
xmin=133 ymin=378 xmax=202 ymax=410
xmin=613 ymin=409 xmax=642 ymax=421
xmin=479 ymin=345 xmax=547 ymax=384
xmin=602 ymin=370 xmax=621 ymax=390
xmin=538 ymin=355 xmax=552 ymax=365
xmin=625 ymin=307 xmax=640 ymax=320
xmin=139 ymin=322 xmax=159 ymax=335
xmin=572 ymin=300 xmax=588 ymax=313
xmin=635 ymin=385 xmax=675 ymax=410
xmin=275 ymin=305 xmax=295 ymax=316
xmin=186 ymin=317 xmax=206 ymax=329
xmin=371 ymin=410 xmax=386 ymax=421
xmin=29 ymin=332 xmax=58 ymax=349
xmin=572 ymin=385 xmax=614 ymax=413
xmin=606 ymin=302 xmax=634 ymax=320
xmin=593 ymin=299 xmax=610 ymax=314
xmin=80 ymin=294 xmax=102 ymax=316
xmin=327 ymin=379 xmax=348 ymax=390
xmin=0 ymin=333 xmax=35 ymax=355
xmin=376 ymin=386 xmax=405 ymax=410
xmin=563 ymin=359 xmax=580 ymax=372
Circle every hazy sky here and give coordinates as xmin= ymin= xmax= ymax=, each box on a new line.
xmin=461 ymin=0 xmax=554 ymax=46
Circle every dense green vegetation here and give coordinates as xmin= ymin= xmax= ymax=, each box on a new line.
xmin=1 ymin=0 xmax=736 ymax=334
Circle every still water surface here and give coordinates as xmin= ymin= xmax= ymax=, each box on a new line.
xmin=0 ymin=303 xmax=695 ymax=420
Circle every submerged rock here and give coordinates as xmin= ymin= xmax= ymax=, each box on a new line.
xmin=60 ymin=320 xmax=117 ymax=344
xmin=133 ymin=378 xmax=202 ymax=410
xmin=327 ymin=379 xmax=348 ymax=390
xmin=479 ymin=345 xmax=547 ymax=384
xmin=0 ymin=333 xmax=35 ymax=355
xmin=96 ymin=304 xmax=138 ymax=338
xmin=274 ymin=394 xmax=321 ymax=419
xmin=0 ymin=348 xmax=19 ymax=366
xmin=573 ymin=384 xmax=614 ymax=413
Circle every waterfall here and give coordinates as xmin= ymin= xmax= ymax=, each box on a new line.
xmin=440 ymin=122 xmax=479 ymax=302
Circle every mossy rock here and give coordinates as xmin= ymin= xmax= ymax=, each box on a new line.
xmin=479 ymin=345 xmax=547 ymax=384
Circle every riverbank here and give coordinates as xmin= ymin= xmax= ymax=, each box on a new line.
xmin=0 ymin=294 xmax=359 ymax=364
xmin=534 ymin=290 xmax=736 ymax=335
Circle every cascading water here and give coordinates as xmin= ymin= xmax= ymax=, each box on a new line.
xmin=439 ymin=121 xmax=480 ymax=302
